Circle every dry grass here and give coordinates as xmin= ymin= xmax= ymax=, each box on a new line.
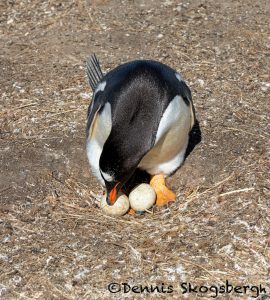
xmin=0 ymin=0 xmax=270 ymax=299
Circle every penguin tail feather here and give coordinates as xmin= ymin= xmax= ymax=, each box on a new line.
xmin=86 ymin=54 xmax=104 ymax=92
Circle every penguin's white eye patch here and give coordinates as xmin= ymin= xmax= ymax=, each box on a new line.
xmin=94 ymin=81 xmax=107 ymax=96
xmin=100 ymin=170 xmax=114 ymax=182
xmin=175 ymin=73 xmax=183 ymax=82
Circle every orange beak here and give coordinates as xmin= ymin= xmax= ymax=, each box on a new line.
xmin=108 ymin=182 xmax=120 ymax=205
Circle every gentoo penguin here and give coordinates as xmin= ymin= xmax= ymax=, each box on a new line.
xmin=86 ymin=54 xmax=195 ymax=208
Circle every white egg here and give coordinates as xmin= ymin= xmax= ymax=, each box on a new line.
xmin=100 ymin=193 xmax=130 ymax=216
xmin=129 ymin=183 xmax=156 ymax=211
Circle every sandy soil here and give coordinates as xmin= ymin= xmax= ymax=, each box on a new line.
xmin=0 ymin=0 xmax=269 ymax=299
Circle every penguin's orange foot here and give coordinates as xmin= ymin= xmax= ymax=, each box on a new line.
xmin=150 ymin=174 xmax=176 ymax=207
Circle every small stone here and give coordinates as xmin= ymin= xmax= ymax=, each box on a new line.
xmin=197 ymin=79 xmax=205 ymax=87
xmin=261 ymin=82 xmax=270 ymax=92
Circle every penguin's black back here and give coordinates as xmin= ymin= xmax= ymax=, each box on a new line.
xmin=103 ymin=60 xmax=191 ymax=108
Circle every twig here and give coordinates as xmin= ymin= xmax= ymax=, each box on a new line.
xmin=55 ymin=212 xmax=142 ymax=226
xmin=61 ymin=202 xmax=90 ymax=211
xmin=0 ymin=186 xmax=12 ymax=194
xmin=45 ymin=109 xmax=77 ymax=118
xmin=16 ymin=102 xmax=38 ymax=110
xmin=178 ymin=257 xmax=219 ymax=280
xmin=224 ymin=127 xmax=268 ymax=139
xmin=184 ymin=172 xmax=235 ymax=200
xmin=0 ymin=102 xmax=37 ymax=116
xmin=12 ymin=292 xmax=36 ymax=300
xmin=219 ymin=187 xmax=255 ymax=197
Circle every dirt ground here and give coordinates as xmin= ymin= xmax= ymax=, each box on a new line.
xmin=0 ymin=0 xmax=270 ymax=299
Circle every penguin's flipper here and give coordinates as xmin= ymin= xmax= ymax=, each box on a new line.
xmin=86 ymin=54 xmax=104 ymax=92
xmin=150 ymin=174 xmax=176 ymax=207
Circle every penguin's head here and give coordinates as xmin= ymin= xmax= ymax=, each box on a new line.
xmin=102 ymin=178 xmax=122 ymax=206
xmin=100 ymin=164 xmax=135 ymax=206
xmin=99 ymin=142 xmax=139 ymax=206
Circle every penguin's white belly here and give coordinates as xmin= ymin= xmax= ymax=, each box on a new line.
xmin=138 ymin=95 xmax=193 ymax=176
